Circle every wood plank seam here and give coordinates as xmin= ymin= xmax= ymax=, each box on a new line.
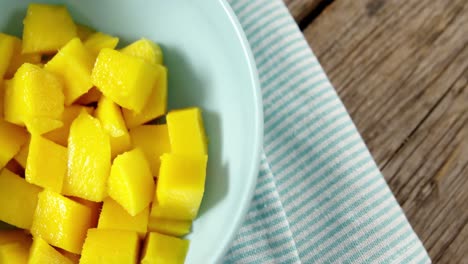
xmin=396 ymin=100 xmax=468 ymax=203
xmin=386 ymin=62 xmax=468 ymax=181
xmin=381 ymin=70 xmax=463 ymax=172
xmin=399 ymin=117 xmax=466 ymax=207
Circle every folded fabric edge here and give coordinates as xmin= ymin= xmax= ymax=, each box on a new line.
xmin=226 ymin=0 xmax=431 ymax=263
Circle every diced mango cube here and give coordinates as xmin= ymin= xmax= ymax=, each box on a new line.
xmin=84 ymin=32 xmax=119 ymax=56
xmin=5 ymin=37 xmax=41 ymax=78
xmin=96 ymin=97 xmax=125 ymax=132
xmin=95 ymin=96 xmax=131 ymax=158
xmin=70 ymin=197 xmax=102 ymax=229
xmin=0 ymin=169 xmax=41 ymax=229
xmin=120 ymin=38 xmax=165 ymax=129
xmin=44 ymin=105 xmax=93 ymax=147
xmin=108 ymin=148 xmax=154 ymax=216
xmin=157 ymin=153 xmax=208 ymax=220
xmin=29 ymin=237 xmax=73 ymax=264
xmin=31 ymin=190 xmax=93 ymax=254
xmin=76 ymin=24 xmax=95 ymax=41
xmin=129 ymin=125 xmax=170 ymax=177
xmin=4 ymin=63 xmax=64 ymax=134
xmin=149 ymin=197 xmax=174 ymax=222
xmin=63 ymin=111 xmax=110 ymax=201
xmin=26 ymin=135 xmax=67 ymax=192
xmin=2 ymin=80 xmax=20 ymax=124
xmin=149 ymin=192 xmax=195 ymax=225
xmin=80 ymin=229 xmax=139 ymax=264
xmin=121 ymin=38 xmax=163 ymax=65
xmin=0 ymin=230 xmax=31 ymax=246
xmin=0 ymin=81 xmax=4 ymax=118
xmin=148 ymin=217 xmax=191 ymax=237
xmin=45 ymin=38 xmax=94 ymax=105
xmin=123 ymin=66 xmax=167 ymax=128
xmin=109 ymin=134 xmax=132 ymax=161
xmin=0 ymin=33 xmax=16 ymax=78
xmin=98 ymin=198 xmax=148 ymax=238
xmin=92 ymin=48 xmax=160 ymax=112
xmin=0 ymin=242 xmax=30 ymax=264
xmin=0 ymin=120 xmax=29 ymax=169
xmin=141 ymin=232 xmax=189 ymax=264
xmin=22 ymin=3 xmax=77 ymax=54
xmin=167 ymin=108 xmax=208 ymax=156
xmin=75 ymin=87 xmax=101 ymax=105
xmin=27 ymin=118 xmax=63 ymax=136
xmin=13 ymin=138 xmax=29 ymax=169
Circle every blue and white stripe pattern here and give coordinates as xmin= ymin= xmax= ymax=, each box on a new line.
xmin=224 ymin=0 xmax=431 ymax=263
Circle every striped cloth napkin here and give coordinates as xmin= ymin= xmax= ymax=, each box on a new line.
xmin=223 ymin=1 xmax=431 ymax=263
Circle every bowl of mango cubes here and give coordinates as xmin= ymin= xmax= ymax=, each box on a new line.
xmin=0 ymin=1 xmax=263 ymax=263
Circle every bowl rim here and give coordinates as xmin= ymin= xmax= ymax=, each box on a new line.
xmin=214 ymin=0 xmax=264 ymax=262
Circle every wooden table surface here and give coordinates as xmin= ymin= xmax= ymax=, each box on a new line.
xmin=284 ymin=0 xmax=468 ymax=263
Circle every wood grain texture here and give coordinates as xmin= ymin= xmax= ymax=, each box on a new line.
xmin=288 ymin=0 xmax=468 ymax=262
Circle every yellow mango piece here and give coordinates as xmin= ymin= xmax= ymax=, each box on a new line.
xmin=63 ymin=111 xmax=110 ymax=201
xmin=95 ymin=96 xmax=131 ymax=158
xmin=2 ymin=80 xmax=20 ymax=124
xmin=26 ymin=135 xmax=67 ymax=192
xmin=149 ymin=191 xmax=195 ymax=225
xmin=29 ymin=237 xmax=73 ymax=264
xmin=157 ymin=153 xmax=208 ymax=220
xmin=123 ymin=66 xmax=167 ymax=128
xmin=141 ymin=232 xmax=189 ymax=264
xmin=148 ymin=196 xmax=173 ymax=222
xmin=0 ymin=242 xmax=29 ymax=264
xmin=76 ymin=24 xmax=95 ymax=41
xmin=120 ymin=38 xmax=165 ymax=128
xmin=109 ymin=135 xmax=132 ymax=161
xmin=98 ymin=198 xmax=148 ymax=238
xmin=167 ymin=108 xmax=208 ymax=156
xmin=22 ymin=3 xmax=77 ymax=54
xmin=13 ymin=138 xmax=29 ymax=168
xmin=28 ymin=118 xmax=64 ymax=136
xmin=70 ymin=197 xmax=101 ymax=229
xmin=0 ymin=230 xmax=31 ymax=246
xmin=0 ymin=169 xmax=41 ymax=229
xmin=5 ymin=37 xmax=41 ymax=79
xmin=92 ymin=48 xmax=160 ymax=112
xmin=84 ymin=32 xmax=119 ymax=56
xmin=30 ymin=118 xmax=57 ymax=133
xmin=129 ymin=125 xmax=170 ymax=177
xmin=0 ymin=81 xmax=4 ymax=118
xmin=80 ymin=229 xmax=139 ymax=264
xmin=0 ymin=120 xmax=28 ymax=169
xmin=4 ymin=63 xmax=64 ymax=134
xmin=108 ymin=148 xmax=154 ymax=216
xmin=148 ymin=217 xmax=192 ymax=237
xmin=31 ymin=190 xmax=93 ymax=254
xmin=75 ymin=87 xmax=101 ymax=105
xmin=95 ymin=96 xmax=127 ymax=137
xmin=0 ymin=33 xmax=16 ymax=78
xmin=44 ymin=105 xmax=93 ymax=147
xmin=121 ymin=38 xmax=163 ymax=65
xmin=45 ymin=38 xmax=94 ymax=105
